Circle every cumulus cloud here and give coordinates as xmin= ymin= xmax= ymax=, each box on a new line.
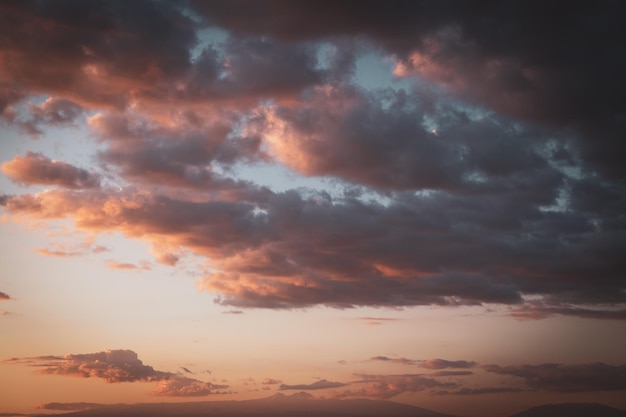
xmin=1 ymin=153 xmax=100 ymax=189
xmin=3 ymin=349 xmax=227 ymax=397
xmin=483 ymin=363 xmax=626 ymax=392
xmin=0 ymin=1 xmax=624 ymax=318
xmin=279 ymin=379 xmax=347 ymax=391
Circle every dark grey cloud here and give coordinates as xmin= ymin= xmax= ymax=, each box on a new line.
xmin=420 ymin=359 xmax=476 ymax=370
xmin=0 ymin=291 xmax=10 ymax=301
xmin=483 ymin=363 xmax=626 ymax=392
xmin=193 ymin=0 xmax=626 ymax=178
xmin=369 ymin=356 xmax=418 ymax=365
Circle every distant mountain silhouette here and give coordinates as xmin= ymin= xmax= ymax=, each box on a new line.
xmin=509 ymin=402 xmax=626 ymax=417
xmin=24 ymin=397 xmax=626 ymax=417
xmin=47 ymin=394 xmax=460 ymax=417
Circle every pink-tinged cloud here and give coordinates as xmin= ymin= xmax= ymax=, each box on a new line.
xmin=279 ymin=379 xmax=347 ymax=391
xmin=106 ymin=261 xmax=151 ymax=271
xmin=152 ymin=376 xmax=229 ymax=397
xmin=1 ymin=152 xmax=100 ymax=189
xmin=36 ymin=248 xmax=82 ymax=258
xmin=483 ymin=363 xmax=626 ymax=392
xmin=4 ymin=349 xmax=227 ymax=397
xmin=341 ymin=374 xmax=458 ymax=399
xmin=0 ymin=291 xmax=11 ymax=301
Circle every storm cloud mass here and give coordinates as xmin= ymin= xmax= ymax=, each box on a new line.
xmin=1 ymin=0 xmax=625 ymax=318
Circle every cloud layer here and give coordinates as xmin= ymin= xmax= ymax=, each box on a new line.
xmin=0 ymin=0 xmax=624 ymax=318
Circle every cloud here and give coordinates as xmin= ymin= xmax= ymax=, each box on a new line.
xmin=152 ymin=377 xmax=229 ymax=397
xmin=340 ymin=374 xmax=458 ymax=399
xmin=0 ymin=292 xmax=11 ymax=301
xmin=511 ymin=302 xmax=626 ymax=321
xmin=262 ymin=378 xmax=282 ymax=385
xmin=194 ymin=1 xmax=626 ymax=178
xmin=0 ymin=2 xmax=624 ymax=318
xmin=35 ymin=402 xmax=113 ymax=411
xmin=4 ymin=349 xmax=227 ymax=397
xmin=434 ymin=387 xmax=523 ymax=396
xmin=429 ymin=371 xmax=474 ymax=377
xmin=483 ymin=363 xmax=626 ymax=392
xmin=369 ymin=356 xmax=418 ymax=365
xmin=279 ymin=379 xmax=347 ymax=391
xmin=106 ymin=261 xmax=151 ymax=271
xmin=420 ymin=359 xmax=476 ymax=370
xmin=358 ymin=318 xmax=400 ymax=326
xmin=1 ymin=152 xmax=100 ymax=189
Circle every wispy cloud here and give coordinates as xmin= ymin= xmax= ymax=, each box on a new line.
xmin=483 ymin=363 xmax=626 ymax=392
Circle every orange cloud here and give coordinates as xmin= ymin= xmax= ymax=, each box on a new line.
xmin=1 ymin=152 xmax=100 ymax=189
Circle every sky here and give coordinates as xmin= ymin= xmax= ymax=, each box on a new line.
xmin=0 ymin=1 xmax=625 ymax=416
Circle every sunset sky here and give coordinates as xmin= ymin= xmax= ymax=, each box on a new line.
xmin=1 ymin=1 xmax=625 ymax=416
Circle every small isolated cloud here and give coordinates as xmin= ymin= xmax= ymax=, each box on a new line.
xmin=483 ymin=362 xmax=626 ymax=392
xmin=358 ymin=317 xmax=399 ymax=326
xmin=106 ymin=260 xmax=151 ymax=271
xmin=420 ymin=359 xmax=477 ymax=370
xmin=369 ymin=356 xmax=418 ymax=365
xmin=1 ymin=152 xmax=100 ymax=189
xmin=4 ymin=349 xmax=227 ymax=397
xmin=0 ymin=292 xmax=11 ymax=301
xmin=222 ymin=310 xmax=244 ymax=315
xmin=279 ymin=379 xmax=347 ymax=391
xmin=180 ymin=367 xmax=193 ymax=374
xmin=262 ymin=378 xmax=282 ymax=385
xmin=36 ymin=248 xmax=83 ymax=258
